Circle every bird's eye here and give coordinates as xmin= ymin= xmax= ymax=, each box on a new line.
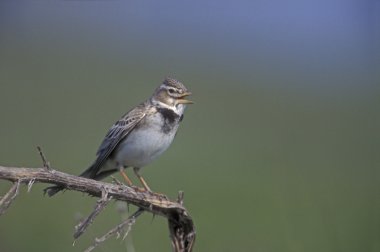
xmin=168 ymin=88 xmax=175 ymax=94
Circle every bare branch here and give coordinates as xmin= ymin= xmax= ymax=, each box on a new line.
xmin=169 ymin=209 xmax=196 ymax=252
xmin=0 ymin=180 xmax=21 ymax=215
xmin=0 ymin=166 xmax=184 ymax=213
xmin=74 ymin=187 xmax=112 ymax=240
xmin=0 ymin=166 xmax=196 ymax=251
xmin=84 ymin=208 xmax=144 ymax=252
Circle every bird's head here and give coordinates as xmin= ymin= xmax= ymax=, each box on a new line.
xmin=152 ymin=77 xmax=193 ymax=112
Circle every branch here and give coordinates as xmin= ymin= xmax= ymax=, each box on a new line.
xmin=84 ymin=208 xmax=144 ymax=252
xmin=0 ymin=166 xmax=195 ymax=252
xmin=169 ymin=191 xmax=196 ymax=251
xmin=0 ymin=180 xmax=21 ymax=216
xmin=74 ymin=187 xmax=112 ymax=240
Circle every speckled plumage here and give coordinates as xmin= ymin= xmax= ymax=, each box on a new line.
xmin=46 ymin=77 xmax=192 ymax=196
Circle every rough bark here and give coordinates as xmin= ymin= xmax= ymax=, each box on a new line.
xmin=0 ymin=166 xmax=195 ymax=252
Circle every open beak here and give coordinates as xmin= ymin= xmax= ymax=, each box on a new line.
xmin=177 ymin=92 xmax=194 ymax=104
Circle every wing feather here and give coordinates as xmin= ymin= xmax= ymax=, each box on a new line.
xmin=90 ymin=102 xmax=150 ymax=175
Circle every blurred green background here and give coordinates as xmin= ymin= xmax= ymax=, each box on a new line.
xmin=0 ymin=1 xmax=379 ymax=252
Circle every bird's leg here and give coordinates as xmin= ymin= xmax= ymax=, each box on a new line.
xmin=133 ymin=167 xmax=151 ymax=192
xmin=119 ymin=167 xmax=133 ymax=186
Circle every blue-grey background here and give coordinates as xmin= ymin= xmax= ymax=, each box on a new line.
xmin=0 ymin=1 xmax=379 ymax=251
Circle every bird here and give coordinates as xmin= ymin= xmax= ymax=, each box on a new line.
xmin=45 ymin=77 xmax=193 ymax=196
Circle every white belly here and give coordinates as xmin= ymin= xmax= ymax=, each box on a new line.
xmin=113 ymin=117 xmax=178 ymax=168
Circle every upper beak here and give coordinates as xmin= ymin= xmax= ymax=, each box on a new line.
xmin=177 ymin=91 xmax=194 ymax=104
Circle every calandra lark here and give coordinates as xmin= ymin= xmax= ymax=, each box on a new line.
xmin=46 ymin=77 xmax=192 ymax=196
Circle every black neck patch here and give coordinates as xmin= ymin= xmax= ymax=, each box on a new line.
xmin=157 ymin=107 xmax=179 ymax=123
xmin=157 ymin=107 xmax=180 ymax=133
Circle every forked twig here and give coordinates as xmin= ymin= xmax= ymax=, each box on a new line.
xmin=84 ymin=208 xmax=144 ymax=252
xmin=74 ymin=187 xmax=112 ymax=240
xmin=0 ymin=180 xmax=21 ymax=216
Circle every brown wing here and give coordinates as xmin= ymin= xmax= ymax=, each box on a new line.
xmin=87 ymin=102 xmax=150 ymax=176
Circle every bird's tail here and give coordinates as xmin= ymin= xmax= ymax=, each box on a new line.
xmin=44 ymin=185 xmax=65 ymax=197
xmin=44 ymin=164 xmax=97 ymax=197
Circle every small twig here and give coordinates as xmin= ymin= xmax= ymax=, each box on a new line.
xmin=122 ymin=213 xmax=136 ymax=241
xmin=0 ymin=180 xmax=21 ymax=215
xmin=84 ymin=208 xmax=144 ymax=252
xmin=74 ymin=187 xmax=112 ymax=240
xmin=27 ymin=178 xmax=36 ymax=193
xmin=111 ymin=175 xmax=123 ymax=186
xmin=177 ymin=191 xmax=184 ymax=205
xmin=37 ymin=146 xmax=51 ymax=170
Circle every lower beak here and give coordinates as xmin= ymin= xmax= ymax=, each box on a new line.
xmin=177 ymin=92 xmax=193 ymax=104
xmin=177 ymin=99 xmax=194 ymax=104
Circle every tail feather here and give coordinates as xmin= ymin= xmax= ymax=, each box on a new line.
xmin=79 ymin=164 xmax=97 ymax=178
xmin=44 ymin=185 xmax=65 ymax=197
